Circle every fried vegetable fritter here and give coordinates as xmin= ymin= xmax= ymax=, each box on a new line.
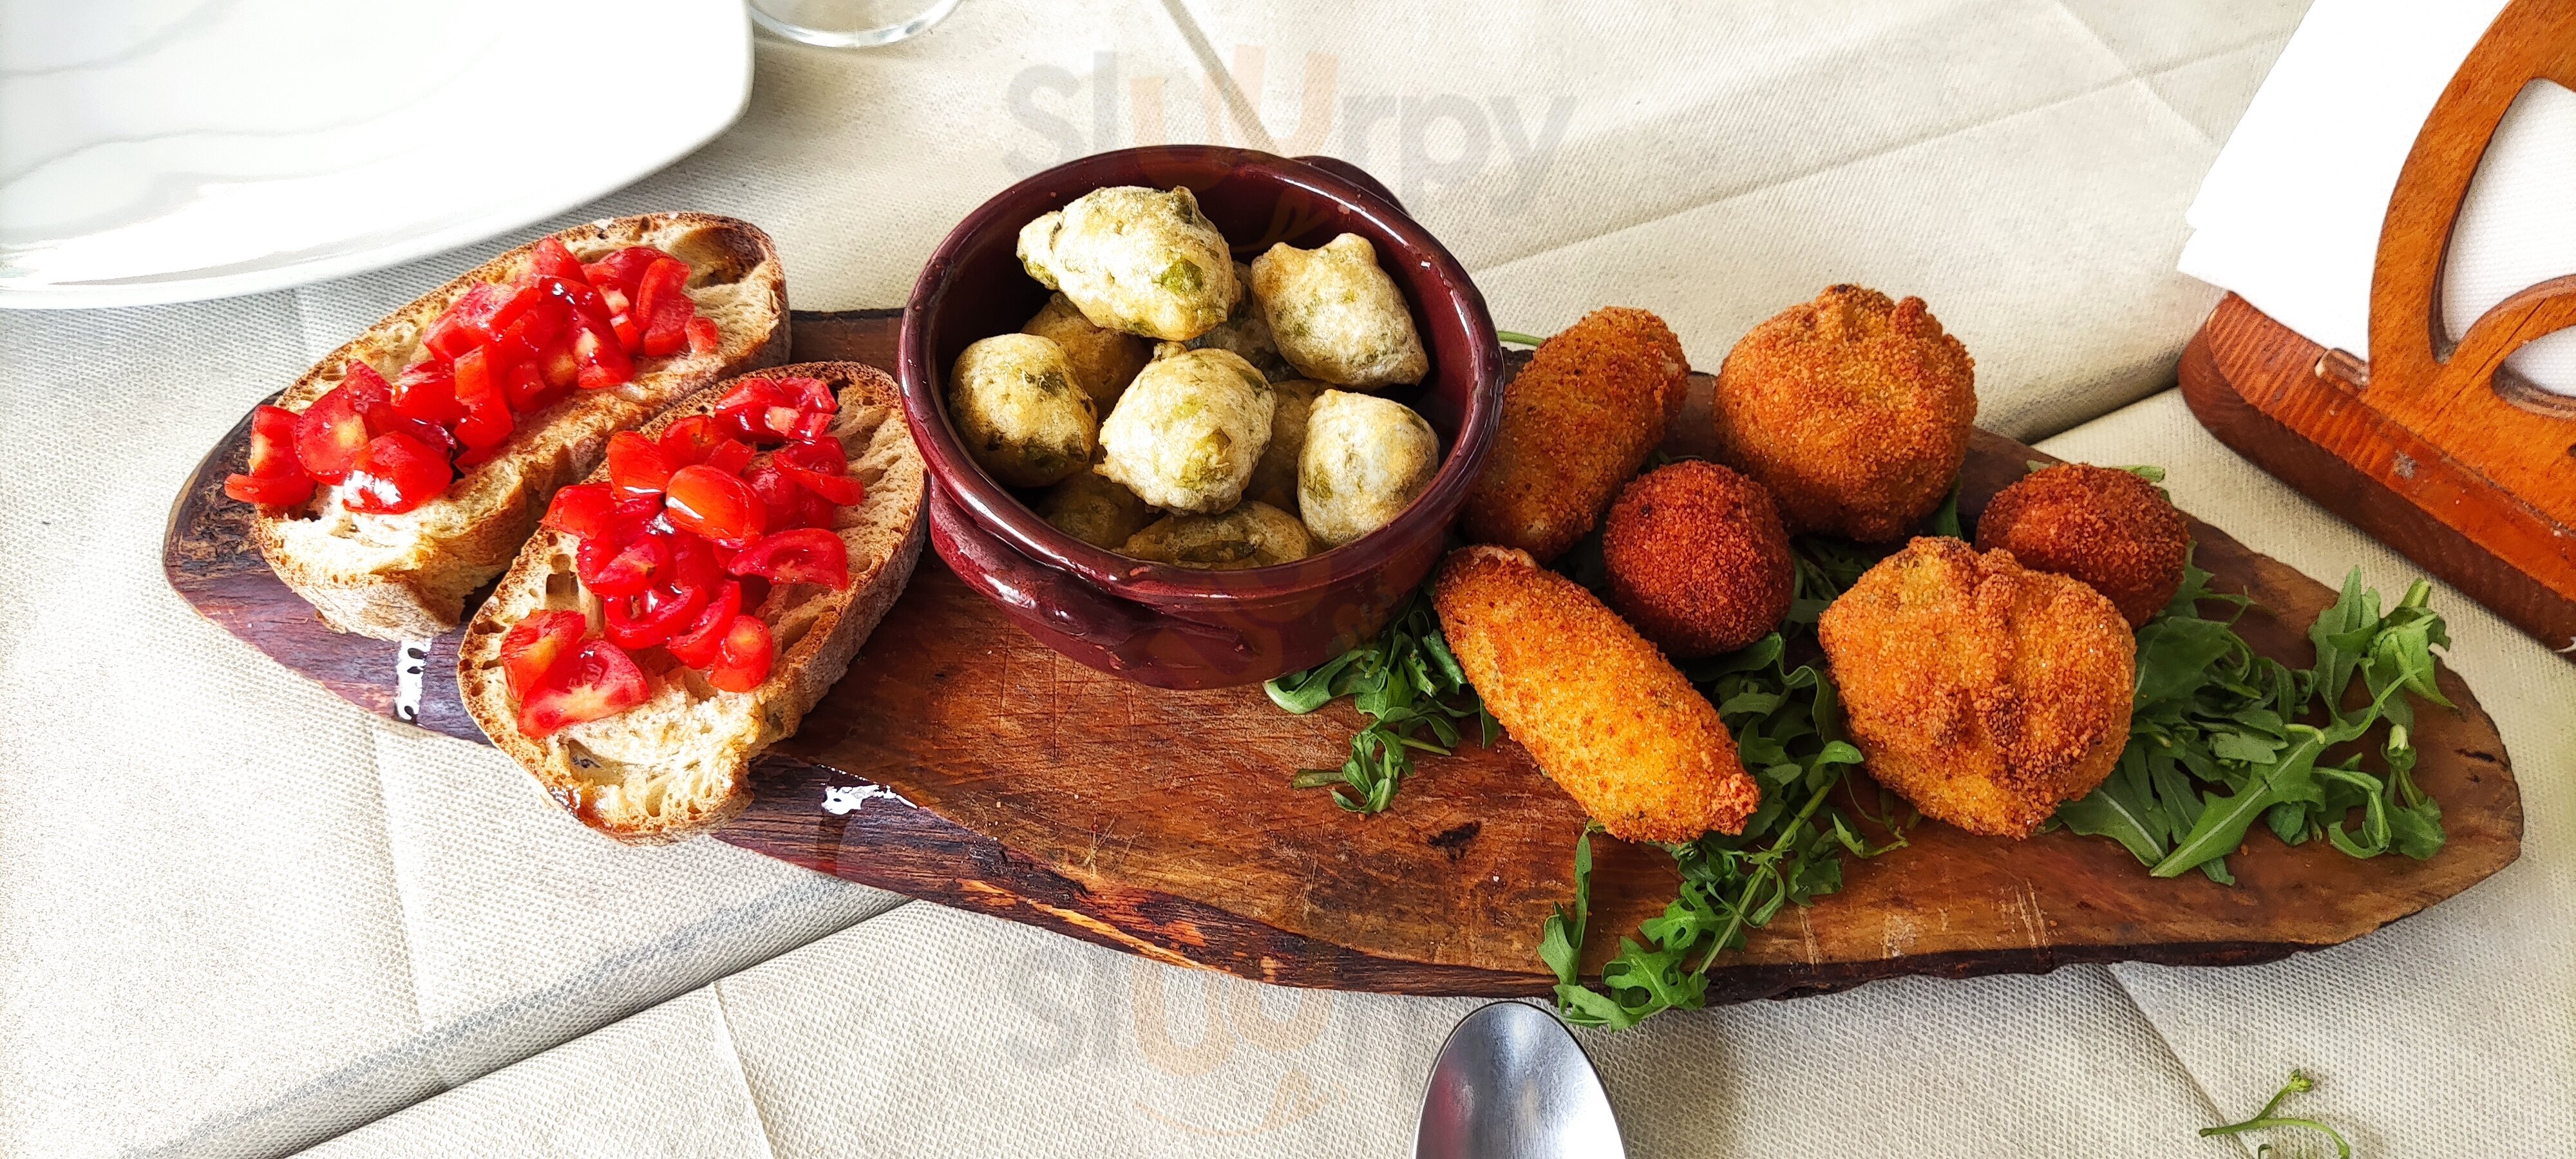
xmin=1121 ymin=502 xmax=1312 ymax=570
xmin=1975 ymin=463 xmax=2189 ymax=628
xmin=1602 ymin=460 xmax=1794 ymax=657
xmin=1434 ymin=545 xmax=1761 ymax=842
xmin=1714 ymin=286 xmax=1975 ymax=542
xmin=1818 ymin=538 xmax=2135 ymax=838
xmin=1461 ymin=308 xmax=1689 ymax=561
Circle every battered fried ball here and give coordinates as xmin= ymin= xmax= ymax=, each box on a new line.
xmin=1018 ymin=185 xmax=1238 ymax=340
xmin=1975 ymin=464 xmax=2190 ymax=628
xmin=1299 ymin=390 xmax=1440 ymax=547
xmin=1244 ymin=379 xmax=1323 ymax=513
xmin=1038 ymin=464 xmax=1157 ymax=549
xmin=1022 ymin=292 xmax=1150 ymax=411
xmin=1121 ymin=502 xmax=1313 ymax=570
xmin=949 ymin=334 xmax=1097 ymax=487
xmin=1601 ymin=461 xmax=1794 ymax=657
xmin=1096 ymin=344 xmax=1276 ymax=514
xmin=1461 ymin=308 xmax=1690 ymax=561
xmin=1251 ymin=233 xmax=1429 ymax=389
xmin=1714 ymin=285 xmax=1976 ymax=541
xmin=1433 ymin=545 xmax=1761 ymax=842
xmin=1189 ymin=262 xmax=1298 ymax=382
xmin=1818 ymin=538 xmax=2136 ymax=838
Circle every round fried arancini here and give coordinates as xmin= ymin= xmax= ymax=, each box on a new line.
xmin=1461 ymin=307 xmax=1689 ymax=561
xmin=1602 ymin=461 xmax=1794 ymax=657
xmin=1818 ymin=538 xmax=2135 ymax=838
xmin=1975 ymin=464 xmax=2188 ymax=628
xmin=1714 ymin=286 xmax=1976 ymax=542
xmin=1434 ymin=545 xmax=1761 ymax=842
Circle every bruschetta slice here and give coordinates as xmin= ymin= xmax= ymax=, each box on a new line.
xmin=246 ymin=214 xmax=789 ymax=640
xmin=457 ymin=362 xmax=927 ymax=843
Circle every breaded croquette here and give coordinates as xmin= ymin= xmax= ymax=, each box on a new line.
xmin=1714 ymin=286 xmax=1976 ymax=541
xmin=1602 ymin=461 xmax=1794 ymax=657
xmin=1976 ymin=464 xmax=2189 ymax=628
xmin=1818 ymin=538 xmax=2135 ymax=838
xmin=1462 ymin=308 xmax=1689 ymax=561
xmin=1434 ymin=545 xmax=1761 ymax=842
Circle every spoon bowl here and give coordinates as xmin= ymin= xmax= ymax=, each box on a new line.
xmin=1414 ymin=1001 xmax=1625 ymax=1159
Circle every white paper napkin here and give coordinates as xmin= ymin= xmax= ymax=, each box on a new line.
xmin=2177 ymin=0 xmax=2576 ymax=396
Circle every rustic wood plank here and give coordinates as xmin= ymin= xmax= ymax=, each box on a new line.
xmin=163 ymin=309 xmax=2524 ymax=998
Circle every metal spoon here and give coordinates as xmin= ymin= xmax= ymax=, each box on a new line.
xmin=1414 ymin=1001 xmax=1627 ymax=1159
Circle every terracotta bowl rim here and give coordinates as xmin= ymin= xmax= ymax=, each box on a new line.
xmin=896 ymin=144 xmax=1502 ymax=607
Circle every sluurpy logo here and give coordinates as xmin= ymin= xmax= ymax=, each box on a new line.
xmin=1006 ymin=46 xmax=1575 ymax=213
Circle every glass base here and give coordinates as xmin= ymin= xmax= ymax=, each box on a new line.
xmin=747 ymin=0 xmax=961 ymax=48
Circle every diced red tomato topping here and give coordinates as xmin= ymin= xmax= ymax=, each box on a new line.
xmin=541 ymin=482 xmax=616 ymax=540
xmin=775 ymin=439 xmax=865 ymax=505
xmin=633 ymin=258 xmax=694 ymax=357
xmin=343 ymin=431 xmax=451 ymax=515
xmin=708 ymin=615 xmax=775 ymax=692
xmin=224 ymin=472 xmax=316 ymax=507
xmin=663 ymin=580 xmax=742 ymax=670
xmin=516 ymin=639 xmax=649 ymax=739
xmin=606 ymin=431 xmax=674 ymax=498
xmin=292 ymin=381 xmax=371 ymax=484
xmin=578 ymin=531 xmax=668 ymax=598
xmin=500 ymin=610 xmax=587 ymax=701
xmin=664 ymin=465 xmax=764 ymax=544
xmin=245 ymin=404 xmax=302 ymax=478
xmin=726 ymin=527 xmax=850 ymax=590
xmin=232 ymin=237 xmax=715 ymax=551
xmin=658 ymin=415 xmax=722 ymax=466
xmin=452 ymin=346 xmax=513 ymax=450
xmin=702 ymin=438 xmax=756 ymax=477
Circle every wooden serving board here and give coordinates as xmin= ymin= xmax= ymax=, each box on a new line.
xmin=166 ymin=310 xmax=2524 ymax=999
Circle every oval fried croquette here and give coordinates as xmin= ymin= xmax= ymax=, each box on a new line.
xmin=1818 ymin=538 xmax=2135 ymax=838
xmin=1602 ymin=461 xmax=1794 ymax=657
xmin=1714 ymin=286 xmax=1975 ymax=542
xmin=1434 ymin=545 xmax=1761 ymax=842
xmin=1975 ymin=463 xmax=2189 ymax=628
xmin=1462 ymin=308 xmax=1690 ymax=561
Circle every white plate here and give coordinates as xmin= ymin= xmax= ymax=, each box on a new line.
xmin=0 ymin=0 xmax=751 ymax=310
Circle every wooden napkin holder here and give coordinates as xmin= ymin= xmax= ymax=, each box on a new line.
xmin=2181 ymin=0 xmax=2576 ymax=659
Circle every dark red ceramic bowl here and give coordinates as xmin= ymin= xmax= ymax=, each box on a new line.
xmin=898 ymin=146 xmax=1502 ymax=689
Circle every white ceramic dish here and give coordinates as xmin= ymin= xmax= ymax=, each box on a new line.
xmin=0 ymin=0 xmax=751 ymax=310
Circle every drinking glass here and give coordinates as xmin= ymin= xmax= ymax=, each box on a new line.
xmin=746 ymin=0 xmax=961 ymax=48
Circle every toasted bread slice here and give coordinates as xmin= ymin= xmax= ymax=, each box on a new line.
xmin=457 ymin=363 xmax=927 ymax=843
xmin=254 ymin=214 xmax=790 ymax=640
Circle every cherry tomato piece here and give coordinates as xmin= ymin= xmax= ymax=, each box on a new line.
xmin=343 ymin=431 xmax=451 ymax=514
xmin=578 ymin=532 xmax=667 ymax=598
xmin=606 ymin=431 xmax=674 ymax=498
xmin=392 ymin=362 xmax=463 ymax=425
xmin=603 ymin=574 xmax=709 ymax=650
xmin=452 ymin=347 xmax=513 ymax=450
xmin=703 ymin=438 xmax=757 ymax=477
xmin=541 ymin=482 xmax=616 ymax=540
xmin=658 ymin=415 xmax=722 ymax=466
xmin=500 ymin=609 xmax=587 ymax=701
xmin=663 ymin=580 xmax=742 ymax=670
xmin=423 ymin=283 xmax=504 ymax=363
xmin=742 ymin=465 xmax=808 ymax=532
xmin=707 ymin=615 xmax=775 ymax=693
xmin=503 ymin=358 xmax=557 ymax=413
xmin=292 ymin=383 xmax=372 ymax=484
xmin=224 ymin=471 xmax=315 ymax=507
xmin=726 ymin=528 xmax=849 ymax=590
xmin=633 ymin=258 xmax=694 ymax=358
xmin=582 ymin=247 xmax=668 ymax=301
xmin=775 ymin=440 xmax=863 ymax=505
xmin=530 ymin=236 xmax=589 ymax=286
xmin=245 ymin=404 xmax=303 ymax=478
xmin=686 ymin=316 xmax=721 ymax=355
xmin=664 ymin=464 xmax=765 ymax=543
xmin=516 ymin=639 xmax=649 ymax=738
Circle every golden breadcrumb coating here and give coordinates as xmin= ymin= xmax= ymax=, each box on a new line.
xmin=1818 ymin=538 xmax=2135 ymax=838
xmin=1714 ymin=286 xmax=1976 ymax=541
xmin=1975 ymin=463 xmax=2189 ymax=628
xmin=1602 ymin=461 xmax=1794 ymax=657
xmin=1462 ymin=308 xmax=1689 ymax=561
xmin=1434 ymin=545 xmax=1760 ymax=842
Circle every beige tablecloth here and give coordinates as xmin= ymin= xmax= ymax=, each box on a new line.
xmin=10 ymin=2 xmax=2567 ymax=1156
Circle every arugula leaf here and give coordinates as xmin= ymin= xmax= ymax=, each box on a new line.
xmin=2063 ymin=545 xmax=2456 ymax=880
xmin=1268 ymin=587 xmax=1487 ymax=813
